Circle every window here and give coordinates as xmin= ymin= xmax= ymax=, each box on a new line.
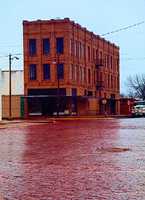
xmin=80 ymin=66 xmax=82 ymax=83
xmin=83 ymin=44 xmax=85 ymax=58
xmin=82 ymin=67 xmax=85 ymax=83
xmin=56 ymin=37 xmax=64 ymax=54
xmin=43 ymin=64 xmax=50 ymax=80
xmin=96 ymin=49 xmax=98 ymax=60
xmin=100 ymin=72 xmax=103 ymax=82
xmin=69 ymin=64 xmax=72 ymax=80
xmin=29 ymin=64 xmax=37 ymax=80
xmin=84 ymin=68 xmax=86 ymax=82
xmin=79 ymin=42 xmax=81 ymax=58
xmin=29 ymin=39 xmax=36 ymax=56
xmin=93 ymin=48 xmax=95 ymax=60
xmin=108 ymin=74 xmax=110 ymax=88
xmin=110 ymin=56 xmax=113 ymax=69
xmin=111 ymin=75 xmax=113 ymax=88
xmin=74 ymin=41 xmax=77 ymax=56
xmin=96 ymin=71 xmax=99 ymax=81
xmin=94 ymin=70 xmax=96 ymax=84
xmin=117 ymin=76 xmax=119 ymax=90
xmin=74 ymin=65 xmax=77 ymax=81
xmin=105 ymin=55 xmax=108 ymax=67
xmin=88 ymin=69 xmax=91 ymax=84
xmin=88 ymin=46 xmax=90 ymax=61
xmin=107 ymin=55 xmax=110 ymax=66
xmin=99 ymin=51 xmax=103 ymax=60
xmin=72 ymin=88 xmax=77 ymax=96
xmin=57 ymin=63 xmax=64 ymax=79
xmin=43 ymin=39 xmax=50 ymax=55
xmin=70 ymin=64 xmax=75 ymax=80
xmin=76 ymin=41 xmax=79 ymax=57
xmin=70 ymin=39 xmax=74 ymax=55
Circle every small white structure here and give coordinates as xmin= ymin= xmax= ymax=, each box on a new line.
xmin=0 ymin=69 xmax=24 ymax=120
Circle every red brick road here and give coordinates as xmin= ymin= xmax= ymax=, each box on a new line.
xmin=0 ymin=118 xmax=145 ymax=199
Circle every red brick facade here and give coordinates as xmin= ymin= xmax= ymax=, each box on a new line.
xmin=23 ymin=18 xmax=120 ymax=116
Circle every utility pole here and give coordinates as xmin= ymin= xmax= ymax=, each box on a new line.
xmin=57 ymin=54 xmax=60 ymax=117
xmin=8 ymin=54 xmax=19 ymax=119
xmin=9 ymin=54 xmax=12 ymax=119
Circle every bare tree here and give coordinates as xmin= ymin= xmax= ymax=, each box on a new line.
xmin=127 ymin=74 xmax=145 ymax=100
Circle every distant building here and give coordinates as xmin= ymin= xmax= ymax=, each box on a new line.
xmin=23 ymin=18 xmax=120 ymax=116
xmin=0 ymin=69 xmax=24 ymax=119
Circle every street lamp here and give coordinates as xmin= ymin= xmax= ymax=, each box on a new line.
xmin=9 ymin=54 xmax=19 ymax=119
xmin=52 ymin=53 xmax=60 ymax=117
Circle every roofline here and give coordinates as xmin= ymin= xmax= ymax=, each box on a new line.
xmin=23 ymin=18 xmax=119 ymax=49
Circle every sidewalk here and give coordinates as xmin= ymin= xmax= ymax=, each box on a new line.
xmin=0 ymin=114 xmax=129 ymax=125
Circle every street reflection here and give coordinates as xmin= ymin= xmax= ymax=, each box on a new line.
xmin=0 ymin=119 xmax=145 ymax=199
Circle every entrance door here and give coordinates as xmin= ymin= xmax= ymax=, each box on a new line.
xmin=110 ymin=94 xmax=116 ymax=114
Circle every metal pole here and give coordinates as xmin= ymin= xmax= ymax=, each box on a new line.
xmin=57 ymin=54 xmax=60 ymax=117
xmin=57 ymin=77 xmax=60 ymax=117
xmin=9 ymin=54 xmax=12 ymax=119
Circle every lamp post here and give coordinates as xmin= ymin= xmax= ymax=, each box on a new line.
xmin=52 ymin=53 xmax=60 ymax=117
xmin=8 ymin=54 xmax=19 ymax=119
xmin=56 ymin=53 xmax=60 ymax=117
xmin=57 ymin=69 xmax=60 ymax=117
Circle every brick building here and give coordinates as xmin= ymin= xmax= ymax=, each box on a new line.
xmin=23 ymin=18 xmax=120 ymax=116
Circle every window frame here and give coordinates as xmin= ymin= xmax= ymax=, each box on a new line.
xmin=43 ymin=38 xmax=50 ymax=55
xmin=29 ymin=64 xmax=37 ymax=80
xmin=43 ymin=63 xmax=50 ymax=80
xmin=57 ymin=63 xmax=64 ymax=79
xmin=56 ymin=37 xmax=64 ymax=54
xmin=29 ymin=39 xmax=37 ymax=56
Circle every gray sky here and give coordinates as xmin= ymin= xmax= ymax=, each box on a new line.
xmin=0 ymin=0 xmax=145 ymax=94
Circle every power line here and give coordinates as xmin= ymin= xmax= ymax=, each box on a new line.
xmin=0 ymin=44 xmax=21 ymax=47
xmin=0 ymin=55 xmax=8 ymax=58
xmin=101 ymin=21 xmax=145 ymax=36
xmin=122 ymin=57 xmax=145 ymax=61
xmin=0 ymin=53 xmax=22 ymax=59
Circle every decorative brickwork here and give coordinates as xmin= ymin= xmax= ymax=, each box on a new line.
xmin=23 ymin=18 xmax=120 ymax=116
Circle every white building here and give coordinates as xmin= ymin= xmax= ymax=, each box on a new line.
xmin=0 ymin=69 xmax=24 ymax=120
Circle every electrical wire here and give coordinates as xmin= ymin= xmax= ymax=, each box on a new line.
xmin=0 ymin=54 xmax=22 ymax=60
xmin=101 ymin=21 xmax=145 ymax=36
xmin=121 ymin=57 xmax=145 ymax=61
xmin=0 ymin=44 xmax=21 ymax=47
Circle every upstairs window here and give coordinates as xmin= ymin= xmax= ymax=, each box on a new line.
xmin=56 ymin=37 xmax=64 ymax=54
xmin=110 ymin=56 xmax=113 ymax=68
xmin=57 ymin=63 xmax=64 ymax=79
xmin=43 ymin=64 xmax=50 ymax=80
xmin=70 ymin=39 xmax=74 ymax=55
xmin=88 ymin=69 xmax=91 ymax=84
xmin=29 ymin=64 xmax=37 ymax=80
xmin=88 ymin=46 xmax=90 ymax=61
xmin=29 ymin=39 xmax=36 ymax=56
xmin=43 ymin=39 xmax=50 ymax=55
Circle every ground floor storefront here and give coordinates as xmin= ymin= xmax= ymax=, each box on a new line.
xmin=23 ymin=95 xmax=120 ymax=118
xmin=1 ymin=89 xmax=120 ymax=119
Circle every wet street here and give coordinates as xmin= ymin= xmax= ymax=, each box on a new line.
xmin=0 ymin=118 xmax=145 ymax=200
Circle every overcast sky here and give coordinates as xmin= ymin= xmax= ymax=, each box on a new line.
xmin=0 ymin=0 xmax=145 ymax=94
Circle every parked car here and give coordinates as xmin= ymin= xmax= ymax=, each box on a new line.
xmin=131 ymin=105 xmax=145 ymax=117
